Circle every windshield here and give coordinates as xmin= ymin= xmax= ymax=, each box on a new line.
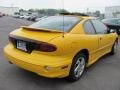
xmin=29 ymin=16 xmax=80 ymax=32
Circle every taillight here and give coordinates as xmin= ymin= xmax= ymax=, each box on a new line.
xmin=8 ymin=35 xmax=57 ymax=52
xmin=35 ymin=42 xmax=57 ymax=52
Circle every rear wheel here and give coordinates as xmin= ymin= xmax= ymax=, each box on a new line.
xmin=67 ymin=53 xmax=86 ymax=82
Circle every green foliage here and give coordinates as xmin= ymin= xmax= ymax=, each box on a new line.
xmin=113 ymin=11 xmax=120 ymax=18
xmin=27 ymin=9 xmax=69 ymax=16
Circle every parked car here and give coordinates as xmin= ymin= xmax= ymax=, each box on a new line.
xmin=27 ymin=15 xmax=37 ymax=21
xmin=4 ymin=14 xmax=118 ymax=81
xmin=13 ymin=14 xmax=20 ymax=18
xmin=0 ymin=12 xmax=4 ymax=17
xmin=35 ymin=16 xmax=48 ymax=22
xmin=102 ymin=18 xmax=120 ymax=35
xmin=0 ymin=13 xmax=3 ymax=17
xmin=19 ymin=15 xmax=24 ymax=19
xmin=19 ymin=15 xmax=30 ymax=19
xmin=2 ymin=13 xmax=5 ymax=16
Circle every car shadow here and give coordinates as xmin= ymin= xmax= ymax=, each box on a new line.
xmin=13 ymin=67 xmax=69 ymax=87
xmin=5 ymin=51 xmax=119 ymax=90
xmin=86 ymin=54 xmax=111 ymax=70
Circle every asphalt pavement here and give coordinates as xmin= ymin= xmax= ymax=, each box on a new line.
xmin=0 ymin=16 xmax=120 ymax=90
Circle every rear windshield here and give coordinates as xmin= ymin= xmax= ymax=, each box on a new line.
xmin=29 ymin=16 xmax=80 ymax=32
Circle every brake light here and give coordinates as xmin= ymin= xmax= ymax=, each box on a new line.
xmin=35 ymin=42 xmax=57 ymax=52
xmin=8 ymin=35 xmax=57 ymax=52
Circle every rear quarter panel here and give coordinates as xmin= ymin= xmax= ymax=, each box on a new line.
xmin=38 ymin=33 xmax=99 ymax=65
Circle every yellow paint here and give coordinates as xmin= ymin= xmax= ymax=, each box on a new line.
xmin=4 ymin=16 xmax=118 ymax=78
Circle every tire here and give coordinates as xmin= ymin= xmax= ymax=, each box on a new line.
xmin=66 ymin=53 xmax=87 ymax=82
xmin=118 ymin=29 xmax=120 ymax=35
xmin=116 ymin=29 xmax=120 ymax=35
xmin=110 ymin=41 xmax=118 ymax=55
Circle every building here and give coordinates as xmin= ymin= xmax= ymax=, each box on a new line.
xmin=0 ymin=6 xmax=19 ymax=15
xmin=105 ymin=6 xmax=120 ymax=18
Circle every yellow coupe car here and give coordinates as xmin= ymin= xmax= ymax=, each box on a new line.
xmin=4 ymin=13 xmax=118 ymax=81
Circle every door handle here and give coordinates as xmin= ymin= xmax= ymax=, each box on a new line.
xmin=100 ymin=37 xmax=102 ymax=40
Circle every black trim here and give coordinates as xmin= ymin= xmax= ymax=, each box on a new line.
xmin=10 ymin=34 xmax=43 ymax=43
xmin=90 ymin=19 xmax=97 ymax=34
xmin=83 ymin=19 xmax=97 ymax=35
xmin=68 ymin=19 xmax=83 ymax=32
xmin=9 ymin=35 xmax=41 ymax=53
xmin=60 ymin=13 xmax=89 ymax=16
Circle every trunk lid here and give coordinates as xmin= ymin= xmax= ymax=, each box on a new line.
xmin=10 ymin=26 xmax=63 ymax=42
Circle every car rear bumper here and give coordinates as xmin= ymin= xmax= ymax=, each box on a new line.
xmin=4 ymin=44 xmax=72 ymax=78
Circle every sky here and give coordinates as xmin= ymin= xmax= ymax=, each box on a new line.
xmin=0 ymin=0 xmax=120 ymax=13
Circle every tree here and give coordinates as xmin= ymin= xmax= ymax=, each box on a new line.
xmin=19 ymin=9 xmax=24 ymax=12
xmin=28 ymin=9 xmax=34 ymax=12
xmin=36 ymin=9 xmax=69 ymax=16
xmin=19 ymin=8 xmax=69 ymax=16
xmin=113 ymin=11 xmax=120 ymax=18
xmin=94 ymin=10 xmax=101 ymax=17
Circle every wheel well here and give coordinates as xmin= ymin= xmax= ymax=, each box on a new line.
xmin=76 ymin=49 xmax=89 ymax=64
xmin=116 ymin=38 xmax=118 ymax=44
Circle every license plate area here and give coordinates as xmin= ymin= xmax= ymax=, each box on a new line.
xmin=17 ymin=40 xmax=27 ymax=52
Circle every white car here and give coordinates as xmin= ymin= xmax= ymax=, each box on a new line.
xmin=13 ymin=14 xmax=20 ymax=18
xmin=20 ymin=15 xmax=30 ymax=19
xmin=35 ymin=16 xmax=48 ymax=22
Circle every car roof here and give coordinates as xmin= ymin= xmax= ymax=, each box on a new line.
xmin=103 ymin=18 xmax=120 ymax=21
xmin=59 ymin=13 xmax=96 ymax=20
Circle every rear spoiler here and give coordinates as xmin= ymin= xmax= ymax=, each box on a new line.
xmin=21 ymin=26 xmax=63 ymax=33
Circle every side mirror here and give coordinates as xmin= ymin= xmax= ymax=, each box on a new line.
xmin=110 ymin=29 xmax=116 ymax=33
xmin=107 ymin=29 xmax=116 ymax=34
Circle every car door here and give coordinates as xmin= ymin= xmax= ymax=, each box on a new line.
xmin=91 ymin=19 xmax=114 ymax=55
xmin=83 ymin=20 xmax=100 ymax=64
xmin=116 ymin=19 xmax=120 ymax=26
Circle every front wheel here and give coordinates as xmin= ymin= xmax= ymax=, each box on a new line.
xmin=110 ymin=41 xmax=118 ymax=55
xmin=67 ymin=53 xmax=86 ymax=82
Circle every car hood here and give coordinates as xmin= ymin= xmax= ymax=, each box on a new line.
xmin=10 ymin=26 xmax=63 ymax=42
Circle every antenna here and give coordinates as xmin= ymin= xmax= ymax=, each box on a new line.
xmin=62 ymin=0 xmax=65 ymax=38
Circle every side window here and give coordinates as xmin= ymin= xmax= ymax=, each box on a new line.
xmin=91 ymin=20 xmax=107 ymax=34
xmin=117 ymin=19 xmax=120 ymax=25
xmin=84 ymin=20 xmax=95 ymax=34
